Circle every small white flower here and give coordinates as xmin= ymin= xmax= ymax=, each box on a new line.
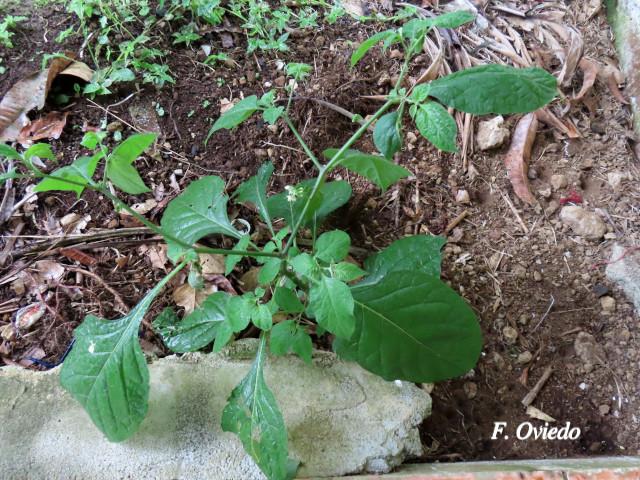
xmin=285 ymin=185 xmax=304 ymax=203
xmin=88 ymin=341 xmax=96 ymax=354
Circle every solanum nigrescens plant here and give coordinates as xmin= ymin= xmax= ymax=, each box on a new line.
xmin=0 ymin=11 xmax=557 ymax=480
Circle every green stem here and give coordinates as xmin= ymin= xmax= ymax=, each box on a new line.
xmin=283 ymin=115 xmax=322 ymax=171
xmin=32 ymin=172 xmax=282 ymax=259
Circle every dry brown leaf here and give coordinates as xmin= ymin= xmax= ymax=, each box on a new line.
xmin=15 ymin=302 xmax=46 ymax=330
xmin=535 ymin=108 xmax=581 ymax=138
xmin=504 ymin=113 xmax=538 ymax=205
xmin=139 ymin=244 xmax=168 ymax=271
xmin=526 ymin=405 xmax=556 ymax=422
xmin=572 ymin=57 xmax=599 ymax=102
xmin=173 ymin=282 xmax=217 ymax=315
xmin=17 ymin=111 xmax=69 ymax=145
xmin=556 ymin=26 xmax=583 ymax=86
xmin=199 ymin=253 xmax=225 ymax=275
xmin=341 ymin=0 xmax=366 ymax=16
xmin=0 ymin=56 xmax=92 ymax=142
xmin=33 ymin=260 xmax=65 ymax=284
xmin=59 ymin=61 xmax=94 ymax=82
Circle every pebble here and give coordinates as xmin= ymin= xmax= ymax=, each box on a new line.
xmin=545 ymin=200 xmax=560 ymax=216
xmin=533 ymin=271 xmax=543 ymax=282
xmin=502 ymin=326 xmax=518 ymax=344
xmin=574 ymin=332 xmax=606 ymax=372
xmin=599 ymin=404 xmax=611 ymax=416
xmin=538 ymin=186 xmax=552 ymax=199
xmin=476 ymin=116 xmax=509 ymax=150
xmin=274 ymin=76 xmax=286 ymax=87
xmin=592 ymin=283 xmax=609 ymax=297
xmin=607 ymin=171 xmax=628 ymax=191
xmin=455 ymin=189 xmax=471 ymax=204
xmin=559 ymin=206 xmax=607 ymax=240
xmin=516 ymin=351 xmax=533 ymax=364
xmin=600 ymin=296 xmax=616 ymax=313
xmin=463 ymin=382 xmax=478 ymax=399
xmin=550 ymin=174 xmax=568 ymax=191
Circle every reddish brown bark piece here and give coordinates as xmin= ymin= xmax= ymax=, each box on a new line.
xmin=504 ymin=113 xmax=538 ymax=205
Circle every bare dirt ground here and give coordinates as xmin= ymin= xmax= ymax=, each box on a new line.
xmin=1 ymin=0 xmax=639 ymax=463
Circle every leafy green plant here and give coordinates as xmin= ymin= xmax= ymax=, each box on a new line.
xmin=1 ymin=11 xmax=557 ymax=480
xmin=0 ymin=14 xmax=26 ymax=48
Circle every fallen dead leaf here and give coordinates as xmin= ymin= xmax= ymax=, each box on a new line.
xmin=173 ymin=282 xmax=217 ymax=315
xmin=60 ymin=248 xmax=97 ymax=266
xmin=17 ymin=111 xmax=69 ymax=146
xmin=33 ymin=260 xmax=65 ymax=284
xmin=504 ymin=113 xmax=538 ymax=205
xmin=0 ymin=56 xmax=93 ymax=142
xmin=139 ymin=244 xmax=168 ymax=271
xmin=526 ymin=405 xmax=556 ymax=422
xmin=535 ymin=108 xmax=581 ymax=138
xmin=572 ymin=57 xmax=599 ymax=102
xmin=121 ymin=198 xmax=158 ymax=216
xmin=199 ymin=253 xmax=225 ymax=275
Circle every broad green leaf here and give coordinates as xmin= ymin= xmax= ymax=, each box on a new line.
xmin=35 ymin=152 xmax=102 ymax=197
xmin=24 ymin=143 xmax=55 ymax=163
xmin=234 ymin=162 xmax=274 ymax=227
xmin=0 ymin=144 xmax=22 ymax=161
xmin=361 ymin=235 xmax=445 ymax=285
xmin=426 ymin=10 xmax=476 ymax=29
xmin=332 ymin=262 xmax=366 ymax=282
xmin=221 ymin=335 xmax=288 ymax=480
xmin=409 ymin=84 xmax=431 ymax=103
xmin=266 ymin=179 xmax=352 ymax=227
xmin=263 ymin=107 xmax=284 ymax=125
xmin=335 ymin=271 xmax=482 ymax=382
xmin=373 ymin=111 xmax=402 ymax=160
xmin=227 ymin=295 xmax=253 ymax=331
xmin=81 ymin=131 xmax=107 ymax=149
xmin=258 ymin=258 xmax=282 ymax=285
xmin=0 ymin=169 xmax=18 ymax=183
xmin=60 ymin=263 xmax=183 ymax=442
xmin=161 ymin=176 xmax=242 ymax=262
xmin=105 ymin=133 xmax=156 ymax=194
xmin=350 ymin=30 xmax=397 ymax=66
xmin=153 ymin=292 xmax=230 ymax=352
xmin=412 ymin=102 xmax=458 ymax=152
xmin=429 ymin=65 xmax=557 ymax=115
xmin=289 ymin=252 xmax=315 ymax=277
xmin=315 ymin=230 xmax=350 ymax=264
xmin=273 ymin=287 xmax=304 ymax=313
xmin=308 ymin=276 xmax=355 ymax=339
xmin=251 ymin=303 xmax=273 ymax=330
xmin=324 ymin=148 xmax=410 ymax=192
xmin=206 ymin=95 xmax=258 ymax=142
xmin=270 ymin=320 xmax=312 ymax=363
xmin=225 ymin=235 xmax=251 ymax=275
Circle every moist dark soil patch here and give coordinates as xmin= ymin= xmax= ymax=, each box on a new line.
xmin=1 ymin=0 xmax=639 ymax=466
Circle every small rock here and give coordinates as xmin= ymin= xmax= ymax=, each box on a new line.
xmin=598 ymin=404 xmax=611 ymax=416
xmin=274 ymin=76 xmax=286 ymax=87
xmin=502 ymin=326 xmax=518 ymax=345
xmin=545 ymin=200 xmax=560 ymax=216
xmin=559 ymin=206 xmax=607 ymax=240
xmin=538 ymin=186 xmax=552 ymax=199
xmin=607 ymin=171 xmax=628 ymax=191
xmin=533 ymin=271 xmax=543 ymax=282
xmin=606 ymin=244 xmax=640 ymax=312
xmin=476 ymin=116 xmax=509 ymax=150
xmin=455 ymin=189 xmax=471 ymax=204
xmin=527 ymin=167 xmax=538 ymax=180
xmin=463 ymin=382 xmax=478 ymax=399
xmin=516 ymin=351 xmax=533 ymax=364
xmin=550 ymin=174 xmax=568 ymax=191
xmin=600 ymin=296 xmax=616 ymax=314
xmin=406 ymin=131 xmax=417 ymax=144
xmin=574 ymin=332 xmax=606 ymax=371
xmin=592 ymin=283 xmax=609 ymax=298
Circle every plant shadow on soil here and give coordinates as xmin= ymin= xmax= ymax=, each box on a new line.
xmin=1 ymin=0 xmax=639 ymax=464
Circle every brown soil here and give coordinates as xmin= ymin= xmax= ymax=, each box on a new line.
xmin=1 ymin=0 xmax=639 ymax=465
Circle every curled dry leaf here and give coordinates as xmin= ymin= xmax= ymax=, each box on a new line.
xmin=572 ymin=57 xmax=599 ymax=102
xmin=33 ymin=260 xmax=65 ymax=285
xmin=173 ymin=282 xmax=217 ymax=315
xmin=504 ymin=113 xmax=538 ymax=205
xmin=17 ymin=111 xmax=69 ymax=146
xmin=535 ymin=108 xmax=581 ymax=138
xmin=526 ymin=405 xmax=556 ymax=422
xmin=0 ymin=56 xmax=93 ymax=142
xmin=556 ymin=27 xmax=583 ymax=86
xmin=199 ymin=253 xmax=226 ymax=275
